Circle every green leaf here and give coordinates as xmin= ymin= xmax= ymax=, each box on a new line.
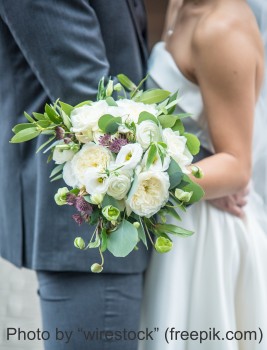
xmin=10 ymin=128 xmax=40 ymax=143
xmin=36 ymin=136 xmax=56 ymax=153
xmin=101 ymin=228 xmax=108 ymax=252
xmin=61 ymin=110 xmax=72 ymax=130
xmin=107 ymin=219 xmax=139 ymax=257
xmin=98 ymin=114 xmax=122 ymax=134
xmin=161 ymin=205 xmax=182 ymax=221
xmin=36 ymin=120 xmax=52 ymax=128
xmin=32 ymin=112 xmax=48 ymax=121
xmin=49 ymin=164 xmax=64 ymax=178
xmin=130 ymin=74 xmax=149 ymax=98
xmin=146 ymin=144 xmax=157 ymax=169
xmin=89 ymin=210 xmax=101 ymax=225
xmin=24 ymin=112 xmax=35 ymax=123
xmin=106 ymin=97 xmax=118 ymax=106
xmin=158 ymin=114 xmax=177 ymax=128
xmin=184 ymin=133 xmax=200 ymax=155
xmin=167 ymin=158 xmax=183 ymax=189
xmin=45 ymin=104 xmax=61 ymax=124
xmin=50 ymin=174 xmax=63 ymax=182
xmin=117 ymin=74 xmax=137 ymax=91
xmin=138 ymin=111 xmax=158 ymax=125
xmin=155 ymin=223 xmax=194 ymax=237
xmin=181 ymin=175 xmax=205 ymax=204
xmin=12 ymin=123 xmax=35 ymax=134
xmin=166 ymin=91 xmax=178 ymax=114
xmin=59 ymin=101 xmax=74 ymax=117
xmin=172 ymin=119 xmax=185 ymax=134
xmin=136 ymin=89 xmax=171 ymax=104
xmin=137 ymin=221 xmax=148 ymax=248
xmin=102 ymin=195 xmax=125 ymax=212
xmin=42 ymin=130 xmax=56 ymax=135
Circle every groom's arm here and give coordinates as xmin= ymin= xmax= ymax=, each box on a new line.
xmin=0 ymin=0 xmax=109 ymax=104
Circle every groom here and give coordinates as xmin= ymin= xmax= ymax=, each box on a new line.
xmin=0 ymin=1 xmax=149 ymax=349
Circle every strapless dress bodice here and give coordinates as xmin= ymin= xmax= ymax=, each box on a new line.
xmin=148 ymin=42 xmax=214 ymax=152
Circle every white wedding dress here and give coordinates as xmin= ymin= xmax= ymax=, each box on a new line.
xmin=139 ymin=42 xmax=267 ymax=350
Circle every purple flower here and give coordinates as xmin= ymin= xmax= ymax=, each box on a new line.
xmin=99 ymin=134 xmax=111 ymax=147
xmin=66 ymin=193 xmax=77 ymax=206
xmin=109 ymin=137 xmax=128 ymax=153
xmin=72 ymin=214 xmax=83 ymax=226
xmin=75 ymin=196 xmax=93 ymax=214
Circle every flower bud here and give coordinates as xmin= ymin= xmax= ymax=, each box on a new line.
xmin=90 ymin=193 xmax=104 ymax=205
xmin=102 ymin=205 xmax=120 ymax=222
xmin=191 ymin=165 xmax=204 ymax=179
xmin=114 ymin=83 xmax=122 ymax=92
xmin=91 ymin=263 xmax=103 ymax=273
xmin=175 ymin=189 xmax=193 ymax=203
xmin=74 ymin=237 xmax=85 ymax=250
xmin=54 ymin=187 xmax=69 ymax=205
xmin=106 ymin=80 xmax=114 ymax=97
xmin=155 ymin=237 xmax=173 ymax=254
xmin=133 ymin=222 xmax=140 ymax=229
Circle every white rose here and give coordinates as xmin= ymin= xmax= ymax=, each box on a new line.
xmin=71 ymin=100 xmax=108 ymax=133
xmin=142 ymin=149 xmax=171 ymax=172
xmin=52 ymin=141 xmax=75 ymax=164
xmin=136 ymin=120 xmax=162 ymax=150
xmin=84 ymin=168 xmax=109 ymax=195
xmin=115 ymin=143 xmax=143 ymax=170
xmin=163 ymin=128 xmax=193 ymax=173
xmin=107 ymin=172 xmax=132 ymax=200
xmin=117 ymin=99 xmax=157 ymax=123
xmin=126 ymin=171 xmax=170 ymax=218
xmin=70 ymin=143 xmax=112 ymax=187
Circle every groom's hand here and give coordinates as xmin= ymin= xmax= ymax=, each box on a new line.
xmin=208 ymin=185 xmax=250 ymax=218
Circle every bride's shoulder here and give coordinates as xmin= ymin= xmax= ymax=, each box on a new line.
xmin=192 ymin=2 xmax=262 ymax=59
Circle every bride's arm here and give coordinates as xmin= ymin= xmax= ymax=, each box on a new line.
xmin=191 ymin=21 xmax=263 ymax=200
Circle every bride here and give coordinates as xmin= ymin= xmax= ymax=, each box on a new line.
xmin=140 ymin=0 xmax=267 ymax=349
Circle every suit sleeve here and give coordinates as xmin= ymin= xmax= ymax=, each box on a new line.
xmin=0 ymin=0 xmax=110 ymax=103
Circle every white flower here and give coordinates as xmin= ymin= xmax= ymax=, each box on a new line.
xmin=63 ymin=161 xmax=79 ymax=188
xmin=117 ymin=99 xmax=157 ymax=123
xmin=107 ymin=172 xmax=132 ymax=200
xmin=163 ymin=128 xmax=193 ymax=173
xmin=126 ymin=171 xmax=170 ymax=217
xmin=71 ymin=100 xmax=108 ymax=133
xmin=66 ymin=143 xmax=112 ymax=187
xmin=84 ymin=168 xmax=109 ymax=195
xmin=136 ymin=121 xmax=162 ymax=150
xmin=115 ymin=143 xmax=143 ymax=170
xmin=142 ymin=149 xmax=171 ymax=171
xmin=52 ymin=141 xmax=75 ymax=164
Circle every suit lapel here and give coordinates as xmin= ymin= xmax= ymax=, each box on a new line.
xmin=126 ymin=0 xmax=148 ymax=63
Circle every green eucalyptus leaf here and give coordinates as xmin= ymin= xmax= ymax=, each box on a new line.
xmin=172 ymin=119 xmax=185 ymax=133
xmin=158 ymin=114 xmax=177 ymax=128
xmin=102 ymin=195 xmax=125 ymax=212
xmin=107 ymin=219 xmax=139 ymax=257
xmin=138 ymin=111 xmax=158 ymax=125
xmin=98 ymin=114 xmax=122 ymax=134
xmin=167 ymin=159 xmax=183 ymax=189
xmin=136 ymin=89 xmax=171 ymax=104
xmin=184 ymin=133 xmax=200 ymax=155
xmin=10 ymin=128 xmax=40 ymax=143
xmin=117 ymin=74 xmax=137 ymax=91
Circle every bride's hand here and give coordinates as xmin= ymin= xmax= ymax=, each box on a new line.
xmin=208 ymin=185 xmax=250 ymax=218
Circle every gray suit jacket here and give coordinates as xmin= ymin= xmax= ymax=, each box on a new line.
xmin=0 ymin=0 xmax=150 ymax=273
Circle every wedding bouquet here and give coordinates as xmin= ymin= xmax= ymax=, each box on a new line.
xmin=10 ymin=75 xmax=204 ymax=272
